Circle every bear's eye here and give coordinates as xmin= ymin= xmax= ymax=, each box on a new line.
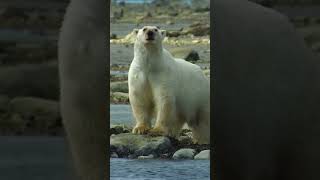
xmin=155 ymin=29 xmax=158 ymax=32
xmin=143 ymin=28 xmax=147 ymax=32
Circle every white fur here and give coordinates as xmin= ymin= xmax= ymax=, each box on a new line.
xmin=129 ymin=26 xmax=210 ymax=144
xmin=58 ymin=0 xmax=107 ymax=179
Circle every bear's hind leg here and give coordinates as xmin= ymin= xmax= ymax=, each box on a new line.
xmin=188 ymin=110 xmax=210 ymax=144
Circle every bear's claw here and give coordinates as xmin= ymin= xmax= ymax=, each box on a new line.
xmin=132 ymin=125 xmax=150 ymax=134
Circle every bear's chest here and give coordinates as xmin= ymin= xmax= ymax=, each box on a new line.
xmin=129 ymin=70 xmax=152 ymax=92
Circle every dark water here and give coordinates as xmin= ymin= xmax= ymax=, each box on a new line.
xmin=110 ymin=104 xmax=211 ymax=180
xmin=110 ymin=159 xmax=210 ymax=180
xmin=0 ymin=136 xmax=72 ymax=180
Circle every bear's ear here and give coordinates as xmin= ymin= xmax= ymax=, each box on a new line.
xmin=160 ymin=30 xmax=166 ymax=37
xmin=133 ymin=28 xmax=139 ymax=34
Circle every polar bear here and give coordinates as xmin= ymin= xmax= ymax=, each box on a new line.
xmin=58 ymin=0 xmax=107 ymax=179
xmin=129 ymin=26 xmax=210 ymax=144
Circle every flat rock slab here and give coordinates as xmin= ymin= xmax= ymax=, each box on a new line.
xmin=110 ymin=133 xmax=172 ymax=158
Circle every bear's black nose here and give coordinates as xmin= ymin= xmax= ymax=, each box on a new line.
xmin=147 ymin=31 xmax=154 ymax=37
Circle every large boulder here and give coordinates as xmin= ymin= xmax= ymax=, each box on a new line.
xmin=170 ymin=47 xmax=200 ymax=62
xmin=194 ymin=150 xmax=210 ymax=160
xmin=110 ymin=124 xmax=130 ymax=135
xmin=110 ymin=133 xmax=172 ymax=158
xmin=172 ymin=148 xmax=196 ymax=159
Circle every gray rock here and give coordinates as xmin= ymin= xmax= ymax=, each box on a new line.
xmin=172 ymin=148 xmax=196 ymax=160
xmin=110 ymin=33 xmax=117 ymax=39
xmin=110 ymin=152 xmax=119 ymax=158
xmin=138 ymin=154 xmax=154 ymax=159
xmin=186 ymin=50 xmax=200 ymax=61
xmin=110 ymin=124 xmax=130 ymax=135
xmin=110 ymin=81 xmax=128 ymax=93
xmin=110 ymin=133 xmax=172 ymax=158
xmin=194 ymin=150 xmax=210 ymax=160
xmin=170 ymin=48 xmax=200 ymax=62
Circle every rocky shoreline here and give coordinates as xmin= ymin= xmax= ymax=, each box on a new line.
xmin=0 ymin=96 xmax=63 ymax=136
xmin=110 ymin=125 xmax=211 ymax=160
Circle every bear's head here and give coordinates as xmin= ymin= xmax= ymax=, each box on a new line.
xmin=133 ymin=26 xmax=166 ymax=46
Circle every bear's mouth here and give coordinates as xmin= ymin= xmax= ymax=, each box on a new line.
xmin=146 ymin=37 xmax=154 ymax=41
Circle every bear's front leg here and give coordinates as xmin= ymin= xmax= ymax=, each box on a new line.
xmin=130 ymin=96 xmax=153 ymax=134
xmin=149 ymin=95 xmax=182 ymax=137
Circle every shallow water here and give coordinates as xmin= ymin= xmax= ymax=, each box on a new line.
xmin=110 ymin=104 xmax=133 ymax=126
xmin=110 ymin=104 xmax=211 ymax=180
xmin=0 ymin=136 xmax=71 ymax=180
xmin=110 ymin=70 xmax=129 ymax=76
xmin=110 ymin=159 xmax=210 ymax=180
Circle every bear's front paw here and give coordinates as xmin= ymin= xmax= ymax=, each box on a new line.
xmin=132 ymin=125 xmax=150 ymax=134
xmin=148 ymin=127 xmax=165 ymax=136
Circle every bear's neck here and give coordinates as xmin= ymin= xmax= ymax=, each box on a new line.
xmin=133 ymin=42 xmax=165 ymax=68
